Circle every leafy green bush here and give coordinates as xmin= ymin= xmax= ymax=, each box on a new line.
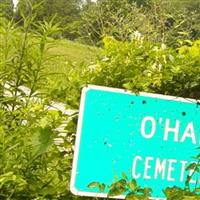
xmin=88 ymin=173 xmax=152 ymax=200
xmin=0 ymin=4 xmax=100 ymax=199
xmin=0 ymin=6 xmax=77 ymax=199
xmin=44 ymin=61 xmax=92 ymax=108
xmin=91 ymin=37 xmax=200 ymax=99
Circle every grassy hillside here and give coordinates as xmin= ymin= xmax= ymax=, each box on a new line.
xmin=44 ymin=39 xmax=101 ymax=102
xmin=48 ymin=39 xmax=100 ymax=64
xmin=46 ymin=39 xmax=100 ymax=75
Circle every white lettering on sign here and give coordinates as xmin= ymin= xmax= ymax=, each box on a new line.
xmin=132 ymin=156 xmax=142 ymax=179
xmin=131 ymin=116 xmax=199 ymax=184
xmin=154 ymin=158 xmax=166 ymax=180
xmin=180 ymin=122 xmax=196 ymax=144
xmin=144 ymin=157 xmax=153 ymax=179
xmin=164 ymin=119 xmax=180 ymax=142
xmin=167 ymin=159 xmax=176 ymax=181
xmin=141 ymin=116 xmax=156 ymax=139
xmin=132 ymin=156 xmax=198 ymax=183
xmin=140 ymin=116 xmax=197 ymax=145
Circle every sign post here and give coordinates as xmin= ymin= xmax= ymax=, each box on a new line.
xmin=71 ymin=85 xmax=200 ymax=199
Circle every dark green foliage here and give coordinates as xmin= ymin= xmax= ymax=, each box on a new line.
xmin=15 ymin=0 xmax=82 ymax=39
xmin=80 ymin=0 xmax=149 ymax=46
xmin=145 ymin=0 xmax=200 ymax=46
xmin=0 ymin=0 xmax=14 ymax=19
xmin=0 ymin=5 xmax=103 ymax=200
xmin=129 ymin=0 xmax=149 ymax=7
xmin=163 ymin=186 xmax=200 ymax=200
xmin=81 ymin=0 xmax=200 ymax=46
xmin=0 ymin=5 xmax=73 ymax=199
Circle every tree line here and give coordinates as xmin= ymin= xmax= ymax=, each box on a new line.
xmin=0 ymin=0 xmax=200 ymax=46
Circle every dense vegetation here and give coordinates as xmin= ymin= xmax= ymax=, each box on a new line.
xmin=0 ymin=0 xmax=200 ymax=199
xmin=80 ymin=0 xmax=200 ymax=46
xmin=1 ymin=0 xmax=200 ymax=45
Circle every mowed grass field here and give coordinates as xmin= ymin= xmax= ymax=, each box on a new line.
xmin=47 ymin=39 xmax=100 ymax=70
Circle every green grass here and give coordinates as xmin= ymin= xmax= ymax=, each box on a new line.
xmin=46 ymin=39 xmax=101 ymax=75
xmin=48 ymin=39 xmax=100 ymax=65
xmin=43 ymin=39 xmax=101 ymax=102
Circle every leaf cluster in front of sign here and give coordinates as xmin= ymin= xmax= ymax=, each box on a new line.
xmin=88 ymin=173 xmax=152 ymax=200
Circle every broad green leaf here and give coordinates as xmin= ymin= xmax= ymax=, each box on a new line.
xmin=99 ymin=183 xmax=106 ymax=192
xmin=108 ymin=187 xmax=127 ymax=197
xmin=88 ymin=182 xmax=106 ymax=192
xmin=108 ymin=179 xmax=127 ymax=197
xmin=31 ymin=126 xmax=54 ymax=157
xmin=127 ymin=179 xmax=137 ymax=191
xmin=126 ymin=192 xmax=139 ymax=200
xmin=88 ymin=182 xmax=100 ymax=189
xmin=186 ymin=163 xmax=197 ymax=171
